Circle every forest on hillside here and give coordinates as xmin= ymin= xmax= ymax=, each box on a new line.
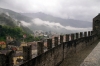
xmin=0 ymin=25 xmax=40 ymax=42
xmin=0 ymin=13 xmax=41 ymax=42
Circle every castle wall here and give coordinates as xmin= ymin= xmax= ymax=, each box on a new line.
xmin=20 ymin=31 xmax=98 ymax=66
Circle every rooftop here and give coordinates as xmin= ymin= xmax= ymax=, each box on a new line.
xmin=0 ymin=41 xmax=6 ymax=45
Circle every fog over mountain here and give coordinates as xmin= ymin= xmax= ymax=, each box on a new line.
xmin=21 ymin=12 xmax=92 ymax=28
xmin=0 ymin=7 xmax=92 ymax=34
xmin=21 ymin=12 xmax=92 ymax=33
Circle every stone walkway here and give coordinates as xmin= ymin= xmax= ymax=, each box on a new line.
xmin=80 ymin=41 xmax=100 ymax=66
xmin=59 ymin=40 xmax=99 ymax=66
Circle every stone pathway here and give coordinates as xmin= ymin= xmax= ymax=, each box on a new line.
xmin=59 ymin=40 xmax=99 ymax=66
xmin=80 ymin=41 xmax=100 ymax=66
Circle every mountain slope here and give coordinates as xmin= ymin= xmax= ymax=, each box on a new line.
xmin=0 ymin=13 xmax=33 ymax=34
xmin=0 ymin=7 xmax=92 ymax=34
xmin=0 ymin=13 xmax=16 ymax=27
xmin=0 ymin=8 xmax=32 ymax=22
xmin=21 ymin=12 xmax=92 ymax=28
xmin=0 ymin=7 xmax=92 ymax=28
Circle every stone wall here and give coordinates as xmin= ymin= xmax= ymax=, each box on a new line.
xmin=20 ymin=31 xmax=98 ymax=66
xmin=0 ymin=51 xmax=14 ymax=66
xmin=93 ymin=14 xmax=100 ymax=38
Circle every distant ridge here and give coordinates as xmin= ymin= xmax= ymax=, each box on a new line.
xmin=0 ymin=7 xmax=92 ymax=33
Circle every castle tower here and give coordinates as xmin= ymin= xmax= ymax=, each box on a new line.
xmin=93 ymin=13 xmax=100 ymax=38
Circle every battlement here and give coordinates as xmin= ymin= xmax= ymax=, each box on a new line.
xmin=20 ymin=31 xmax=98 ymax=66
xmin=93 ymin=14 xmax=100 ymax=38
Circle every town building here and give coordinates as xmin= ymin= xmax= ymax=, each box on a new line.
xmin=0 ymin=41 xmax=6 ymax=49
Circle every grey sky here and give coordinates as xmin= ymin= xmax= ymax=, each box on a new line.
xmin=0 ymin=0 xmax=100 ymax=21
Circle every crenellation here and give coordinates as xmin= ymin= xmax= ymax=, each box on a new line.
xmin=71 ymin=34 xmax=74 ymax=40
xmin=88 ymin=31 xmax=91 ymax=36
xmin=80 ymin=32 xmax=83 ymax=38
xmin=84 ymin=32 xmax=87 ymax=37
xmin=76 ymin=33 xmax=79 ymax=39
xmin=37 ymin=42 xmax=44 ymax=56
xmin=20 ymin=31 xmax=98 ymax=66
xmin=54 ymin=37 xmax=58 ymax=46
xmin=66 ymin=34 xmax=69 ymax=41
xmin=60 ymin=35 xmax=63 ymax=44
xmin=23 ymin=45 xmax=32 ymax=61
xmin=47 ymin=39 xmax=52 ymax=50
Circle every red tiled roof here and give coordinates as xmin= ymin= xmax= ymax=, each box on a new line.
xmin=0 ymin=41 xmax=6 ymax=45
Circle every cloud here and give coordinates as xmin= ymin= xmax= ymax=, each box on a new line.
xmin=65 ymin=26 xmax=92 ymax=31
xmin=5 ymin=12 xmax=10 ymax=16
xmin=33 ymin=18 xmax=92 ymax=32
xmin=21 ymin=21 xmax=31 ymax=26
xmin=0 ymin=0 xmax=100 ymax=21
xmin=33 ymin=18 xmax=64 ymax=28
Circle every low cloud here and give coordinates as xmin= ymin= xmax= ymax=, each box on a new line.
xmin=21 ymin=21 xmax=31 ymax=26
xmin=33 ymin=18 xmax=64 ymax=28
xmin=32 ymin=18 xmax=92 ymax=32
xmin=65 ymin=26 xmax=92 ymax=31
xmin=5 ymin=12 xmax=10 ymax=16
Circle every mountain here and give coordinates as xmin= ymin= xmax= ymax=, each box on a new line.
xmin=0 ymin=7 xmax=92 ymax=34
xmin=0 ymin=13 xmax=16 ymax=27
xmin=0 ymin=13 xmax=33 ymax=34
xmin=21 ymin=12 xmax=92 ymax=28
xmin=0 ymin=8 xmax=32 ymax=22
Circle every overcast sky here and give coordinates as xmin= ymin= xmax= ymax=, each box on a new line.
xmin=0 ymin=0 xmax=100 ymax=22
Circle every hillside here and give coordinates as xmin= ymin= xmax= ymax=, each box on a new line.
xmin=0 ymin=13 xmax=33 ymax=34
xmin=0 ymin=13 xmax=16 ymax=27
xmin=0 ymin=25 xmax=23 ymax=41
xmin=21 ymin=12 xmax=92 ymax=28
xmin=0 ymin=8 xmax=32 ymax=22
xmin=0 ymin=14 xmax=35 ymax=42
